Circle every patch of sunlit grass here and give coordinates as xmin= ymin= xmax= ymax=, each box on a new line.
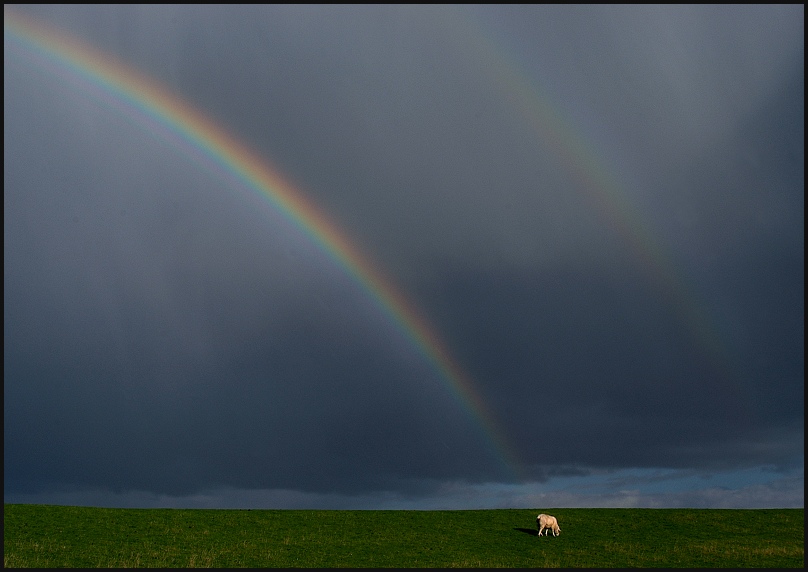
xmin=3 ymin=505 xmax=803 ymax=567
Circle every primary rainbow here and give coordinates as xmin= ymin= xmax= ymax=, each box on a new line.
xmin=4 ymin=9 xmax=523 ymax=480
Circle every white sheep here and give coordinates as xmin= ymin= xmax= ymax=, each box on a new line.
xmin=537 ymin=513 xmax=561 ymax=537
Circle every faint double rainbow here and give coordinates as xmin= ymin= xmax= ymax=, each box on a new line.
xmin=447 ymin=7 xmax=749 ymax=416
xmin=4 ymin=8 xmax=523 ymax=481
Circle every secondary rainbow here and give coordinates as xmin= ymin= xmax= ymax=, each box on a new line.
xmin=451 ymin=8 xmax=750 ymax=415
xmin=4 ymin=9 xmax=523 ymax=480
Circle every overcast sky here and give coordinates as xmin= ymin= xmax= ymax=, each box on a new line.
xmin=5 ymin=5 xmax=803 ymax=509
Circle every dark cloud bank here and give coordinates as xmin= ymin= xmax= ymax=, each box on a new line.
xmin=4 ymin=5 xmax=803 ymax=508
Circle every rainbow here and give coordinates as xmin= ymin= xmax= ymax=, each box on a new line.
xmin=450 ymin=7 xmax=749 ymax=415
xmin=4 ymin=8 xmax=523 ymax=480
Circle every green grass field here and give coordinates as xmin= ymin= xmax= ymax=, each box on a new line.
xmin=3 ymin=504 xmax=803 ymax=567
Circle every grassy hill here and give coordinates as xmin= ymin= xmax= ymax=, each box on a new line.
xmin=3 ymin=504 xmax=803 ymax=567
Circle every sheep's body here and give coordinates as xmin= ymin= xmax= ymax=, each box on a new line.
xmin=537 ymin=513 xmax=561 ymax=537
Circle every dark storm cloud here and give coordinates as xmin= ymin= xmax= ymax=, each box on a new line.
xmin=4 ymin=39 xmax=502 ymax=498
xmin=5 ymin=5 xmax=803 ymax=508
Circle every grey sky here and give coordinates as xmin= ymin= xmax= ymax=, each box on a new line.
xmin=4 ymin=4 xmax=803 ymax=508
